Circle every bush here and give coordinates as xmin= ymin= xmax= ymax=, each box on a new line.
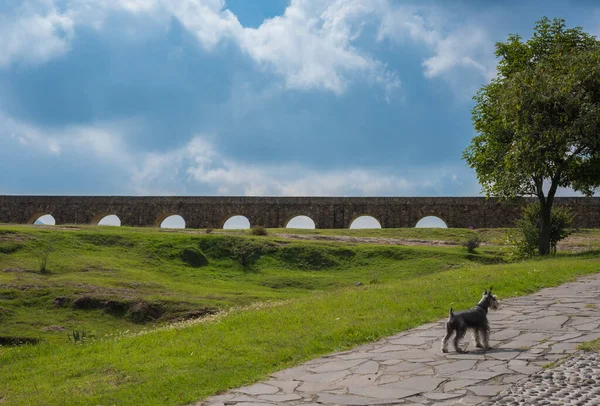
xmin=250 ymin=226 xmax=268 ymax=236
xmin=181 ymin=247 xmax=209 ymax=267
xmin=34 ymin=238 xmax=55 ymax=274
xmin=205 ymin=228 xmax=213 ymax=234
xmin=507 ymin=204 xmax=574 ymax=259
xmin=462 ymin=236 xmax=481 ymax=253
xmin=230 ymin=240 xmax=265 ymax=269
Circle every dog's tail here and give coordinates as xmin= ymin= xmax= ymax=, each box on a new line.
xmin=448 ymin=307 xmax=454 ymax=318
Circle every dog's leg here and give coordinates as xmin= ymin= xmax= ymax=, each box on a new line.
xmin=441 ymin=323 xmax=453 ymax=353
xmin=482 ymin=324 xmax=492 ymax=349
xmin=453 ymin=327 xmax=468 ymax=353
xmin=474 ymin=328 xmax=484 ymax=348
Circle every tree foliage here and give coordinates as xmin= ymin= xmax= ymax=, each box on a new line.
xmin=463 ymin=17 xmax=600 ymax=255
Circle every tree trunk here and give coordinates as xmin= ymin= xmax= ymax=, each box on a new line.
xmin=538 ymin=198 xmax=552 ymax=256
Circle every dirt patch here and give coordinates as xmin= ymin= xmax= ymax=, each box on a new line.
xmin=73 ymin=296 xmax=105 ymax=310
xmin=127 ymin=302 xmax=164 ymax=323
xmin=71 ymin=295 xmax=165 ymax=323
xmin=2 ymin=268 xmax=36 ymax=273
xmin=53 ymin=297 xmax=70 ymax=307
xmin=42 ymin=325 xmax=65 ymax=331
xmin=271 ymin=233 xmax=465 ymax=247
xmin=170 ymin=307 xmax=218 ymax=322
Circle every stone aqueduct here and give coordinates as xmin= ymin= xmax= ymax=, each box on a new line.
xmin=1 ymin=195 xmax=600 ymax=229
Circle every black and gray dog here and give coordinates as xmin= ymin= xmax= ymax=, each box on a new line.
xmin=441 ymin=287 xmax=499 ymax=353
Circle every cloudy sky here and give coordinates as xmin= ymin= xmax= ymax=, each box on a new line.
xmin=1 ymin=0 xmax=599 ymax=199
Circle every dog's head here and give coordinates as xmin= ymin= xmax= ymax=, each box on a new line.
xmin=482 ymin=287 xmax=499 ymax=310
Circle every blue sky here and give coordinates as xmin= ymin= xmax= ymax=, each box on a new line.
xmin=1 ymin=0 xmax=599 ymax=201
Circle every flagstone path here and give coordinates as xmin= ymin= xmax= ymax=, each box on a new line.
xmin=198 ymin=274 xmax=600 ymax=406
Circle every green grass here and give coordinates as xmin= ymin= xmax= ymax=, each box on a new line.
xmin=0 ymin=225 xmax=599 ymax=405
xmin=578 ymin=339 xmax=600 ymax=352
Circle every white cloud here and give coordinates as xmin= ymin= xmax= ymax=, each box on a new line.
xmin=133 ymin=134 xmax=416 ymax=196
xmin=0 ymin=0 xmax=496 ymax=95
xmin=377 ymin=5 xmax=496 ymax=85
xmin=2 ymin=110 xmax=486 ymax=197
xmin=0 ymin=0 xmax=400 ymax=94
xmin=0 ymin=1 xmax=74 ymax=67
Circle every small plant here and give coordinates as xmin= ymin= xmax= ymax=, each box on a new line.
xmin=462 ymin=236 xmax=481 ymax=253
xmin=68 ymin=330 xmax=87 ymax=344
xmin=250 ymin=226 xmax=268 ymax=236
xmin=205 ymin=228 xmax=213 ymax=234
xmin=35 ymin=238 xmax=55 ymax=273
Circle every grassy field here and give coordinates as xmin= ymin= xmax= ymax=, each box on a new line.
xmin=1 ymin=224 xmax=599 ymax=405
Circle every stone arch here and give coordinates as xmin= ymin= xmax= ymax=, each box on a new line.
xmin=349 ymin=215 xmax=382 ymax=229
xmin=285 ymin=215 xmax=316 ymax=229
xmin=30 ymin=213 xmax=56 ymax=225
xmin=158 ymin=214 xmax=186 ymax=229
xmin=91 ymin=213 xmax=121 ymax=226
xmin=415 ymin=215 xmax=448 ymax=228
xmin=222 ymin=215 xmax=251 ymax=229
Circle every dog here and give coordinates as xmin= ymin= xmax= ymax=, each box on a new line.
xmin=441 ymin=287 xmax=499 ymax=353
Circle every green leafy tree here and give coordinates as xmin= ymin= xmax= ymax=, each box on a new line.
xmin=464 ymin=17 xmax=600 ymax=255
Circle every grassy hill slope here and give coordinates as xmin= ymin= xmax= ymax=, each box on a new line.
xmin=1 ymin=225 xmax=599 ymax=405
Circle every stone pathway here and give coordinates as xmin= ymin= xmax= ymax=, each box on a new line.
xmin=199 ymin=275 xmax=600 ymax=406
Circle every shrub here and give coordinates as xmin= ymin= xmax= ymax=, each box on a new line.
xmin=462 ymin=236 xmax=481 ymax=253
xmin=507 ymin=204 xmax=574 ymax=259
xmin=230 ymin=240 xmax=265 ymax=269
xmin=250 ymin=225 xmax=268 ymax=236
xmin=0 ymin=241 xmax=24 ymax=254
xmin=205 ymin=228 xmax=213 ymax=234
xmin=181 ymin=247 xmax=209 ymax=267
xmin=34 ymin=239 xmax=55 ymax=274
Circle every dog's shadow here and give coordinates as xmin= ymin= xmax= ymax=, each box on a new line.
xmin=463 ymin=346 xmax=522 ymax=355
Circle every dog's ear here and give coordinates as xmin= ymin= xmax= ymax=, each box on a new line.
xmin=489 ymin=286 xmax=493 ymax=294
xmin=484 ymin=289 xmax=488 ymax=295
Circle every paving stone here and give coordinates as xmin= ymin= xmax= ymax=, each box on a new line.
xmin=228 ymin=395 xmax=272 ymax=403
xmin=308 ymin=359 xmax=366 ymax=373
xmin=257 ymin=393 xmax=302 ymax=402
xmin=391 ymin=376 xmax=446 ymax=392
xmin=354 ymin=361 xmax=379 ymax=375
xmin=519 ymin=315 xmax=569 ymax=331
xmin=485 ymin=348 xmax=521 ymax=361
xmin=434 ymin=360 xmax=477 ymax=376
xmin=489 ymin=329 xmax=521 ymax=340
xmin=423 ymin=390 xmax=466 ymax=400
xmin=298 ymin=370 xmax=351 ymax=383
xmin=336 ymin=374 xmax=380 ymax=388
xmin=368 ymin=344 xmax=411 ymax=353
xmin=348 ymin=384 xmax=420 ymax=400
xmin=384 ymin=362 xmax=430 ymax=374
xmin=501 ymin=374 xmax=527 ymax=383
xmin=316 ymin=393 xmax=402 ymax=405
xmin=270 ymin=365 xmax=308 ymax=380
xmin=443 ymin=379 xmax=481 ymax=391
xmin=263 ymin=379 xmax=299 ymax=394
xmin=296 ymin=380 xmax=343 ymax=394
xmin=466 ymin=384 xmax=511 ymax=396
xmin=449 ymin=370 xmax=504 ymax=380
xmin=376 ymin=374 xmax=400 ymax=385
xmin=389 ymin=336 xmax=436 ymax=346
xmin=237 ymin=384 xmax=279 ymax=396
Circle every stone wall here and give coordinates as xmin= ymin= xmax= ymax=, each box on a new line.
xmin=0 ymin=195 xmax=599 ymax=228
